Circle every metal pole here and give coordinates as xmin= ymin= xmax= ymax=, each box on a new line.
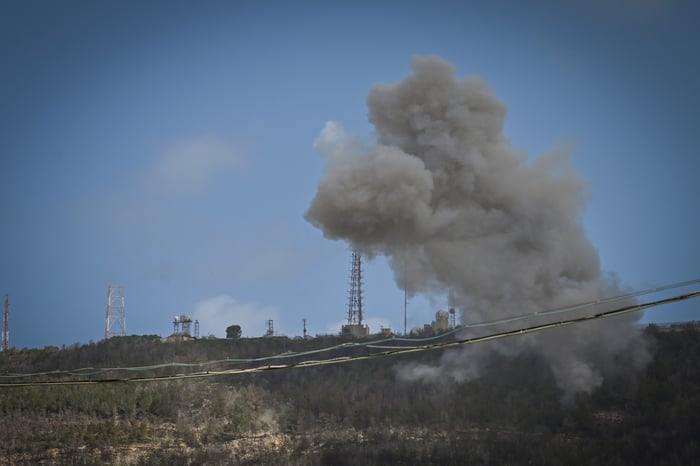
xmin=2 ymin=295 xmax=9 ymax=351
xmin=404 ymin=288 xmax=407 ymax=336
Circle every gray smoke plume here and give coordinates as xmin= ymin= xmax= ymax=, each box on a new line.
xmin=305 ymin=56 xmax=648 ymax=398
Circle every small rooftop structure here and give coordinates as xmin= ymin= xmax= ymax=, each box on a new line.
xmin=433 ymin=310 xmax=449 ymax=333
xmin=342 ymin=323 xmax=369 ymax=338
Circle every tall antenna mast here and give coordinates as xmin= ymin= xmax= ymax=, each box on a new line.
xmin=402 ymin=261 xmax=409 ymax=335
xmin=105 ymin=285 xmax=127 ymax=339
xmin=2 ymin=295 xmax=9 ymax=351
xmin=347 ymin=249 xmax=363 ymax=325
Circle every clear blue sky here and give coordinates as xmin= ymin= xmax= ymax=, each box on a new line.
xmin=2 ymin=0 xmax=699 ymax=349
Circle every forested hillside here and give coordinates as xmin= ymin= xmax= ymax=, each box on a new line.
xmin=1 ymin=323 xmax=699 ymax=465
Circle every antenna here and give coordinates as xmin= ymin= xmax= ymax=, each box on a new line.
xmin=2 ymin=295 xmax=9 ymax=351
xmin=303 ymin=318 xmax=307 ymax=338
xmin=347 ymin=249 xmax=363 ymax=325
xmin=105 ymin=285 xmax=127 ymax=339
xmin=404 ymin=288 xmax=407 ymax=336
xmin=402 ymin=261 xmax=409 ymax=335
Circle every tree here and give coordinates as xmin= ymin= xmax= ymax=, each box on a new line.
xmin=226 ymin=325 xmax=242 ymax=339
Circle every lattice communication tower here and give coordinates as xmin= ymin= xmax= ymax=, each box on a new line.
xmin=347 ymin=249 xmax=364 ymax=325
xmin=105 ymin=285 xmax=127 ymax=339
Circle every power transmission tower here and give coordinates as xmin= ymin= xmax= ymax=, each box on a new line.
xmin=347 ymin=249 xmax=363 ymax=325
xmin=2 ymin=295 xmax=9 ymax=351
xmin=105 ymin=285 xmax=127 ymax=339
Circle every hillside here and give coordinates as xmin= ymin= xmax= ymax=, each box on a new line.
xmin=1 ymin=323 xmax=699 ymax=465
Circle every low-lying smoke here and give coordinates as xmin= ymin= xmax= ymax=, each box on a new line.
xmin=305 ymin=56 xmax=648 ymax=398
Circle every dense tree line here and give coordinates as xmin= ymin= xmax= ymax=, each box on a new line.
xmin=0 ymin=323 xmax=698 ymax=464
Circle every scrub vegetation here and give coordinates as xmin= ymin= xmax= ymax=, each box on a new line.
xmin=0 ymin=323 xmax=698 ymax=465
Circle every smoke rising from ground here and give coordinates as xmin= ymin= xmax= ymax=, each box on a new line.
xmin=305 ymin=56 xmax=648 ymax=397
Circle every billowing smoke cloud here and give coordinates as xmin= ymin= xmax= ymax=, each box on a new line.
xmin=305 ymin=56 xmax=648 ymax=398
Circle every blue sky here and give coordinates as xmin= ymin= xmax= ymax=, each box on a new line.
xmin=1 ymin=0 xmax=699 ymax=349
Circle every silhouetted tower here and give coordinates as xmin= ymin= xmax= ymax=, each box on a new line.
xmin=302 ymin=318 xmax=307 ymax=338
xmin=194 ymin=320 xmax=200 ymax=339
xmin=104 ymin=285 xmax=127 ymax=339
xmin=347 ymin=249 xmax=364 ymax=325
xmin=2 ymin=295 xmax=9 ymax=351
xmin=266 ymin=319 xmax=274 ymax=337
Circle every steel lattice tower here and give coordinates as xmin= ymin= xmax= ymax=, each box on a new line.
xmin=347 ymin=249 xmax=363 ymax=325
xmin=105 ymin=285 xmax=127 ymax=339
xmin=2 ymin=295 xmax=9 ymax=351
